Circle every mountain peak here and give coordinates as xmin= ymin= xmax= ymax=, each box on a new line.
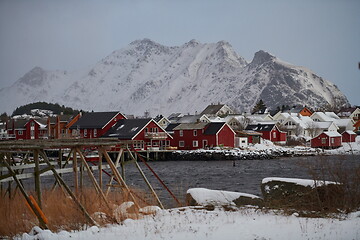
xmin=251 ymin=50 xmax=276 ymax=65
xmin=0 ymin=39 xmax=349 ymax=115
xmin=184 ymin=39 xmax=201 ymax=47
xmin=18 ymin=66 xmax=46 ymax=86
xmin=130 ymin=38 xmax=159 ymax=47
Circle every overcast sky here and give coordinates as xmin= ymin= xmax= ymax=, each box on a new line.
xmin=0 ymin=0 xmax=359 ymax=105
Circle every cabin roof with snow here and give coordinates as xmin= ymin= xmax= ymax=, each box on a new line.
xmin=322 ymin=131 xmax=342 ymax=137
xmin=342 ymin=130 xmax=356 ymax=135
xmin=337 ymin=107 xmax=358 ymax=117
xmin=70 ymin=111 xmax=122 ymax=129
xmin=173 ymin=122 xmax=208 ymax=130
xmin=175 ymin=114 xmax=210 ymax=124
xmin=103 ymin=118 xmax=153 ymax=139
xmin=201 ymin=104 xmax=226 ymax=115
xmin=200 ymin=104 xmax=234 ymax=116
xmin=245 ymin=123 xmax=275 ymax=132
xmin=235 ymin=130 xmax=262 ymax=137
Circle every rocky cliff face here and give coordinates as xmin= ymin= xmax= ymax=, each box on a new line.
xmin=0 ymin=39 xmax=349 ymax=115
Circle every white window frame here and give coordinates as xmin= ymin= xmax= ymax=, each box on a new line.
xmin=193 ymin=130 xmax=197 ymax=136
xmin=179 ymin=130 xmax=183 ymax=137
xmin=18 ymin=130 xmax=23 ymax=135
xmin=84 ymin=129 xmax=87 ymax=137
xmin=94 ymin=129 xmax=97 ymax=137
xmin=193 ymin=140 xmax=198 ymax=147
xmin=179 ymin=141 xmax=185 ymax=147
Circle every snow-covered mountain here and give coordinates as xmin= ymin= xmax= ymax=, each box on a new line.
xmin=0 ymin=39 xmax=349 ymax=116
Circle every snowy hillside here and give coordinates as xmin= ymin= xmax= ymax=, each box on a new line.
xmin=0 ymin=39 xmax=349 ymax=116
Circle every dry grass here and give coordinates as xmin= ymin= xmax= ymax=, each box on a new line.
xmin=265 ymin=156 xmax=360 ymax=216
xmin=0 ymin=187 xmax=155 ymax=238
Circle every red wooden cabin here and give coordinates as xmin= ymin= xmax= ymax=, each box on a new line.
xmin=245 ymin=123 xmax=286 ymax=144
xmin=103 ymin=118 xmax=172 ymax=150
xmin=170 ymin=122 xmax=235 ymax=150
xmin=6 ymin=118 xmax=47 ymax=140
xmin=341 ymin=131 xmax=356 ymax=142
xmin=69 ymin=112 xmax=126 ymax=138
xmin=310 ymin=131 xmax=342 ymax=148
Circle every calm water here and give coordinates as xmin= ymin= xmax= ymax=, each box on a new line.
xmin=112 ymin=155 xmax=360 ymax=207
xmin=16 ymin=154 xmax=360 ymax=208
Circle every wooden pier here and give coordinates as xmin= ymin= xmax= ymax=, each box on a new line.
xmin=0 ymin=139 xmax=181 ymax=229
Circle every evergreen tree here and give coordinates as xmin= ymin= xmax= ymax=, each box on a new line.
xmin=251 ymin=99 xmax=266 ymax=114
xmin=0 ymin=112 xmax=9 ymax=122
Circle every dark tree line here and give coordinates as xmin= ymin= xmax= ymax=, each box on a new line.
xmin=11 ymin=102 xmax=81 ymax=116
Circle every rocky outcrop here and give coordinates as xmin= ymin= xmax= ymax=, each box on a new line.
xmin=186 ymin=188 xmax=263 ymax=209
xmin=261 ymin=177 xmax=343 ymax=211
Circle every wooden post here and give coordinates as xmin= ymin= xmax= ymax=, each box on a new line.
xmin=0 ymin=153 xmax=3 ymax=196
xmin=5 ymin=153 xmax=12 ymax=199
xmin=79 ymin=152 xmax=83 ymax=190
xmin=58 ymin=148 xmax=62 ymax=178
xmin=98 ymin=150 xmax=102 ymax=189
xmin=0 ymin=167 xmax=2 ymax=196
xmin=34 ymin=149 xmax=42 ymax=209
xmin=120 ymin=150 xmax=125 ymax=180
xmin=73 ymin=148 xmax=78 ymax=195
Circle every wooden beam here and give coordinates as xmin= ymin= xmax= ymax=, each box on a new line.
xmin=38 ymin=150 xmax=97 ymax=226
xmin=34 ymin=149 xmax=42 ymax=209
xmin=127 ymin=149 xmax=164 ymax=209
xmin=99 ymin=147 xmax=139 ymax=208
xmin=105 ymin=149 xmax=123 ymax=197
xmin=1 ymin=158 xmax=48 ymax=229
xmin=73 ymin=149 xmax=78 ymax=195
xmin=75 ymin=148 xmax=112 ymax=211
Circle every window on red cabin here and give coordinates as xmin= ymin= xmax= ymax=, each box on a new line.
xmin=273 ymin=132 xmax=276 ymax=138
xmin=321 ymin=138 xmax=326 ymax=144
xmin=179 ymin=141 xmax=185 ymax=147
xmin=193 ymin=141 xmax=198 ymax=147
xmin=84 ymin=129 xmax=87 ymax=137
xmin=331 ymin=138 xmax=335 ymax=144
xmin=18 ymin=130 xmax=23 ymax=135
xmin=94 ymin=129 xmax=97 ymax=137
xmin=193 ymin=130 xmax=197 ymax=136
xmin=179 ymin=130 xmax=183 ymax=137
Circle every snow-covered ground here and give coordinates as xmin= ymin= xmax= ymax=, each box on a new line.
xmin=325 ymin=136 xmax=360 ymax=155
xmin=19 ymin=207 xmax=360 ymax=240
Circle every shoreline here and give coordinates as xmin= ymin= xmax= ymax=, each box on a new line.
xmin=169 ymin=144 xmax=360 ymax=161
